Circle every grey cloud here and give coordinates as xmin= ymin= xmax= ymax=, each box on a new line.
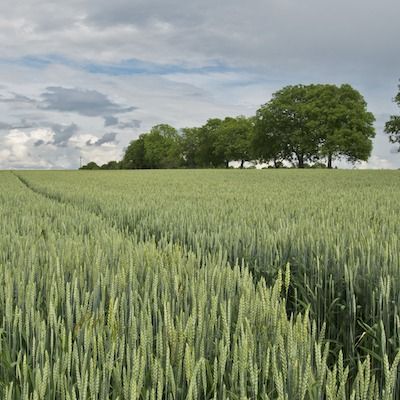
xmin=0 ymin=93 xmax=36 ymax=105
xmin=86 ymin=132 xmax=118 ymax=146
xmin=0 ymin=122 xmax=12 ymax=130
xmin=51 ymin=123 xmax=79 ymax=146
xmin=0 ymin=119 xmax=36 ymax=130
xmin=0 ymin=0 xmax=399 ymax=81
xmin=118 ymin=119 xmax=141 ymax=129
xmin=40 ymin=87 xmax=136 ymax=117
xmin=104 ymin=115 xmax=119 ymax=127
xmin=0 ymin=118 xmax=78 ymax=146
xmin=55 ymin=0 xmax=400 ymax=77
xmin=34 ymin=139 xmax=45 ymax=146
xmin=83 ymin=2 xmax=204 ymax=29
xmin=0 ymin=93 xmax=37 ymax=115
xmin=104 ymin=115 xmax=142 ymax=130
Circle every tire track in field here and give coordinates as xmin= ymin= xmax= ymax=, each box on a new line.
xmin=11 ymin=171 xmax=127 ymax=237
xmin=13 ymin=172 xmax=289 ymax=286
xmin=11 ymin=171 xmax=215 ymax=266
xmin=13 ymin=171 xmax=159 ymax=237
xmin=11 ymin=172 xmax=290 ymax=278
xmin=12 ymin=171 xmax=269 ymax=278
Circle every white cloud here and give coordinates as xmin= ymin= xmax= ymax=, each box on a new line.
xmin=0 ymin=128 xmax=55 ymax=168
xmin=0 ymin=127 xmax=123 ymax=169
xmin=69 ymin=133 xmax=122 ymax=166
xmin=358 ymin=156 xmax=396 ymax=170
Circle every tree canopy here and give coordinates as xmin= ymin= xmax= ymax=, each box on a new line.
xmin=313 ymin=84 xmax=375 ymax=167
xmin=80 ymin=161 xmax=101 ymax=170
xmin=254 ymin=84 xmax=375 ymax=168
xmin=385 ymin=84 xmax=400 ymax=151
xmin=214 ymin=116 xmax=255 ymax=168
xmin=121 ymin=125 xmax=183 ymax=169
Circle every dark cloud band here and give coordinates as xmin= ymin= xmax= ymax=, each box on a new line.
xmin=40 ymin=87 xmax=136 ymax=117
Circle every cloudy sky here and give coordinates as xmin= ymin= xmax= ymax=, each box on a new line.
xmin=0 ymin=0 xmax=399 ymax=169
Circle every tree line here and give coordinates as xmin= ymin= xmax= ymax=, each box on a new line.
xmin=81 ymin=83 xmax=383 ymax=170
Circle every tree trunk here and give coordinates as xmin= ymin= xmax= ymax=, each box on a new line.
xmin=327 ymin=154 xmax=333 ymax=169
xmin=297 ymin=154 xmax=305 ymax=168
xmin=225 ymin=160 xmax=229 ymax=168
xmin=240 ymin=159 xmax=245 ymax=169
xmin=274 ymin=159 xmax=279 ymax=168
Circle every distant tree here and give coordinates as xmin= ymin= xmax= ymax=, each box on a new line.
xmin=143 ymin=124 xmax=183 ymax=168
xmin=80 ymin=161 xmax=100 ymax=170
xmin=121 ymin=134 xmax=146 ymax=169
xmin=312 ymin=84 xmax=375 ymax=168
xmin=254 ymin=106 xmax=291 ymax=167
xmin=200 ymin=118 xmax=225 ymax=167
xmin=384 ymin=84 xmax=400 ymax=151
xmin=255 ymin=85 xmax=320 ymax=168
xmin=255 ymin=84 xmax=375 ymax=168
xmin=182 ymin=119 xmax=224 ymax=168
xmin=181 ymin=127 xmax=202 ymax=168
xmin=100 ymin=160 xmax=121 ymax=170
xmin=214 ymin=116 xmax=255 ymax=168
xmin=121 ymin=125 xmax=183 ymax=169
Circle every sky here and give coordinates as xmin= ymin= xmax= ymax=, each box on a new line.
xmin=0 ymin=0 xmax=399 ymax=169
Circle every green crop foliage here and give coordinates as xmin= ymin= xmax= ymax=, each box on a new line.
xmin=0 ymin=169 xmax=399 ymax=399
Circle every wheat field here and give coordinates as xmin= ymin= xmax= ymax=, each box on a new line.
xmin=1 ymin=170 xmax=399 ymax=399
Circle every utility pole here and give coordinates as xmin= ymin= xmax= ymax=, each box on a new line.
xmin=79 ymin=156 xmax=83 ymax=169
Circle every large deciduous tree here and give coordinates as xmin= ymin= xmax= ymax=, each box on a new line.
xmin=312 ymin=84 xmax=375 ymax=168
xmin=254 ymin=106 xmax=291 ymax=167
xmin=254 ymin=84 xmax=375 ymax=168
xmin=254 ymin=85 xmax=320 ymax=168
xmin=384 ymin=84 xmax=400 ymax=151
xmin=200 ymin=118 xmax=225 ymax=167
xmin=214 ymin=116 xmax=255 ymax=168
xmin=182 ymin=119 xmax=224 ymax=168
xmin=122 ymin=125 xmax=183 ymax=169
xmin=181 ymin=127 xmax=202 ymax=168
xmin=121 ymin=134 xmax=146 ymax=169
xmin=143 ymin=124 xmax=183 ymax=168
